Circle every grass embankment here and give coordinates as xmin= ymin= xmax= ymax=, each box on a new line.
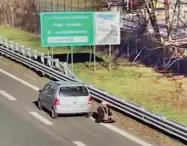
xmin=1 ymin=26 xmax=187 ymax=125
xmin=0 ymin=26 xmax=91 ymax=54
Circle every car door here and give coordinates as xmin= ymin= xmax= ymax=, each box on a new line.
xmin=40 ymin=83 xmax=51 ymax=109
xmin=44 ymin=84 xmax=57 ymax=111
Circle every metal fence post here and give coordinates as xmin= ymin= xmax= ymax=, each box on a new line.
xmin=51 ymin=0 xmax=53 ymax=11
xmin=64 ymin=0 xmax=65 ymax=11
xmin=45 ymin=0 xmax=47 ymax=11
xmin=78 ymin=0 xmax=79 ymax=11
xmin=85 ymin=0 xmax=86 ymax=10
xmin=70 ymin=0 xmax=72 ymax=11
xmin=57 ymin=0 xmax=59 ymax=11
xmin=38 ymin=0 xmax=41 ymax=12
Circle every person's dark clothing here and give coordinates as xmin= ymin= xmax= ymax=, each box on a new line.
xmin=96 ymin=106 xmax=113 ymax=123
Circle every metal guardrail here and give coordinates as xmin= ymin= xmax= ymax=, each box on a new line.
xmin=0 ymin=37 xmax=187 ymax=142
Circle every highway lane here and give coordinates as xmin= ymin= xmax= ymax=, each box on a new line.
xmin=0 ymin=94 xmax=75 ymax=146
xmin=0 ymin=71 xmax=147 ymax=146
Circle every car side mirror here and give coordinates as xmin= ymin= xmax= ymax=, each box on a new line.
xmin=39 ymin=89 xmax=42 ymax=93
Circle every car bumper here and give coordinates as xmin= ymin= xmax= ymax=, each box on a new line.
xmin=54 ymin=106 xmax=92 ymax=114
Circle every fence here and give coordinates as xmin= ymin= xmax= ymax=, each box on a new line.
xmin=37 ymin=0 xmax=104 ymax=12
xmin=0 ymin=0 xmax=106 ymax=33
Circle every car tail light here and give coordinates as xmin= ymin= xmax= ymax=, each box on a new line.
xmin=88 ymin=96 xmax=93 ymax=104
xmin=53 ymin=97 xmax=60 ymax=106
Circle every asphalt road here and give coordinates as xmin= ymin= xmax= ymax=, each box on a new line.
xmin=0 ymin=95 xmax=74 ymax=146
xmin=0 ymin=71 xmax=145 ymax=146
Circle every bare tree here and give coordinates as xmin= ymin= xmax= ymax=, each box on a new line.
xmin=144 ymin=0 xmax=161 ymax=42
xmin=164 ymin=0 xmax=171 ymax=41
xmin=0 ymin=0 xmax=38 ymax=32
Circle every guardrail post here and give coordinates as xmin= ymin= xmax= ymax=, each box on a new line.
xmin=27 ymin=48 xmax=31 ymax=59
xmin=61 ymin=62 xmax=68 ymax=76
xmin=47 ymin=56 xmax=52 ymax=67
xmin=3 ymin=39 xmax=9 ymax=57
xmin=141 ymin=108 xmax=145 ymax=120
xmin=15 ymin=43 xmax=19 ymax=52
xmin=33 ymin=50 xmax=38 ymax=60
xmin=0 ymin=37 xmax=4 ymax=55
xmin=9 ymin=41 xmax=14 ymax=51
xmin=55 ymin=59 xmax=60 ymax=69
xmin=51 ymin=57 xmax=54 ymax=68
xmin=4 ymin=38 xmax=8 ymax=48
xmin=162 ymin=116 xmax=167 ymax=121
xmin=21 ymin=48 xmax=25 ymax=56
xmin=40 ymin=53 xmax=44 ymax=64
xmin=2 ymin=38 xmax=5 ymax=47
xmin=8 ymin=41 xmax=14 ymax=59
xmin=0 ymin=36 xmax=3 ymax=45
xmin=12 ymin=42 xmax=16 ymax=52
xmin=61 ymin=62 xmax=81 ymax=81
xmin=2 ymin=37 xmax=5 ymax=46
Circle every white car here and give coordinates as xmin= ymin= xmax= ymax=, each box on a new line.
xmin=37 ymin=81 xmax=93 ymax=119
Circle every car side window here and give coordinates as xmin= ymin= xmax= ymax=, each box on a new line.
xmin=47 ymin=84 xmax=56 ymax=96
xmin=43 ymin=84 xmax=52 ymax=94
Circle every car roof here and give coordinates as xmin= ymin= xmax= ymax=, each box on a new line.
xmin=50 ymin=80 xmax=85 ymax=87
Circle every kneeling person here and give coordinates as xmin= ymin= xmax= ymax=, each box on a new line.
xmin=96 ymin=101 xmax=115 ymax=123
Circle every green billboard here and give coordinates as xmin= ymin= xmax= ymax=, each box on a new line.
xmin=40 ymin=12 xmax=120 ymax=47
xmin=40 ymin=12 xmax=94 ymax=47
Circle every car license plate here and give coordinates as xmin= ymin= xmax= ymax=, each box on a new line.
xmin=71 ymin=104 xmax=79 ymax=108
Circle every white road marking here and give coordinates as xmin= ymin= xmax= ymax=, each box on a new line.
xmin=29 ymin=112 xmax=53 ymax=125
xmin=101 ymin=122 xmax=153 ymax=146
xmin=91 ymin=116 xmax=153 ymax=146
xmin=0 ymin=90 xmax=17 ymax=101
xmin=0 ymin=69 xmax=39 ymax=91
xmin=73 ymin=141 xmax=87 ymax=146
xmin=0 ymin=68 xmax=153 ymax=146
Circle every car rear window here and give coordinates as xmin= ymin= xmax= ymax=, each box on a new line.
xmin=59 ymin=86 xmax=89 ymax=97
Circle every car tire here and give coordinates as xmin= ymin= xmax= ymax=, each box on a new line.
xmin=85 ymin=112 xmax=93 ymax=118
xmin=51 ymin=108 xmax=58 ymax=119
xmin=37 ymin=99 xmax=42 ymax=110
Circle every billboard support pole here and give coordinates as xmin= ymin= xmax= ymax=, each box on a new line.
xmin=109 ymin=45 xmax=112 ymax=71
xmin=93 ymin=45 xmax=96 ymax=71
xmin=51 ymin=47 xmax=54 ymax=67
xmin=71 ymin=46 xmax=73 ymax=72
xmin=48 ymin=47 xmax=50 ymax=57
xmin=127 ymin=42 xmax=130 ymax=61
xmin=66 ymin=47 xmax=70 ymax=63
xmin=89 ymin=47 xmax=92 ymax=69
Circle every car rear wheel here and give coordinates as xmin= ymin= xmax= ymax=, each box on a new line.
xmin=85 ymin=112 xmax=93 ymax=118
xmin=37 ymin=99 xmax=42 ymax=110
xmin=51 ymin=108 xmax=58 ymax=119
